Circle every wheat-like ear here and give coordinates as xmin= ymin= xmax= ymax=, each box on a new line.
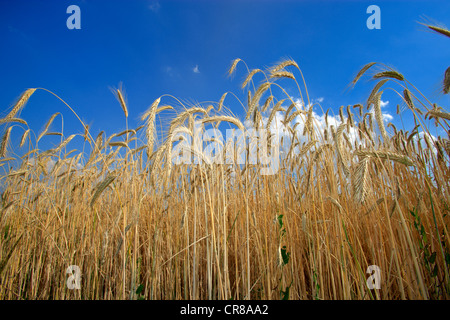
xmin=326 ymin=196 xmax=343 ymax=213
xmin=202 ymin=116 xmax=245 ymax=132
xmin=366 ymin=79 xmax=388 ymax=108
xmin=95 ymin=131 xmax=104 ymax=149
xmin=90 ymin=174 xmax=116 ymax=208
xmin=37 ymin=113 xmax=60 ymax=143
xmin=0 ymin=118 xmax=27 ymax=126
xmin=217 ymin=92 xmax=228 ymax=112
xmin=355 ymin=150 xmax=414 ymax=166
xmin=206 ymin=105 xmax=214 ymax=114
xmin=352 ymin=62 xmax=376 ymax=87
xmin=270 ymin=71 xmax=296 ymax=80
xmin=285 ymin=110 xmax=305 ymax=125
xmin=85 ymin=131 xmax=104 ymax=168
xmin=116 ymin=129 xmax=137 ymax=138
xmin=426 ymin=108 xmax=450 ymax=121
xmin=141 ymin=98 xmax=160 ymax=121
xmin=372 ymin=70 xmax=404 ymax=81
xmin=45 ymin=132 xmax=62 ymax=137
xmin=228 ymin=58 xmax=241 ymax=76
xmin=403 ymin=89 xmax=416 ymax=111
xmin=388 ymin=122 xmax=398 ymax=136
xmin=170 ymin=107 xmax=207 ymax=132
xmin=19 ymin=129 xmax=30 ymax=148
xmin=164 ymin=139 xmax=175 ymax=187
xmin=442 ymin=139 xmax=450 ymax=157
xmin=151 ymin=143 xmax=167 ymax=180
xmin=156 ymin=105 xmax=174 ymax=113
xmin=253 ymin=109 xmax=263 ymax=128
xmin=343 ymin=132 xmax=352 ymax=149
xmin=346 ymin=105 xmax=355 ymax=128
xmin=109 ymin=141 xmax=128 ymax=148
xmin=364 ymin=197 xmax=385 ymax=215
xmin=324 ymin=109 xmax=330 ymax=128
xmin=55 ymin=134 xmax=76 ymax=153
xmin=323 ymin=128 xmax=328 ymax=141
xmin=435 ymin=138 xmax=446 ymax=161
xmin=0 ymin=157 xmax=16 ymax=164
xmin=372 ymin=91 xmax=390 ymax=145
xmin=247 ymin=82 xmax=271 ymax=120
xmin=267 ymin=99 xmax=286 ymax=129
xmin=334 ymin=123 xmax=350 ymax=176
xmin=443 ymin=67 xmax=450 ymax=94
xmin=339 ymin=105 xmax=344 ymax=123
xmin=420 ymin=23 xmax=450 ymax=38
xmin=242 ymin=69 xmax=262 ymax=89
xmin=302 ymin=104 xmax=314 ymax=136
xmin=135 ymin=125 xmax=145 ymax=133
xmin=262 ymin=95 xmax=273 ymax=113
xmin=83 ymin=124 xmax=90 ymax=142
xmin=423 ymin=132 xmax=434 ymax=151
xmin=5 ymin=88 xmax=36 ymax=119
xmin=0 ymin=127 xmax=12 ymax=158
xmin=284 ymin=103 xmax=296 ymax=121
xmin=104 ymin=133 xmax=118 ymax=149
xmin=142 ymin=97 xmax=161 ymax=155
xmin=298 ymin=140 xmax=317 ymax=157
xmin=304 ymin=143 xmax=332 ymax=194
xmin=353 ymin=104 xmax=363 ymax=117
xmin=115 ymin=88 xmax=128 ymax=118
xmin=313 ymin=143 xmax=332 ymax=163
xmin=353 ymin=155 xmax=371 ymax=203
xmin=269 ymin=59 xmax=299 ymax=74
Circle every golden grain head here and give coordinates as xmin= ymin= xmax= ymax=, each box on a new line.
xmin=5 ymin=88 xmax=36 ymax=119
xmin=116 ymin=89 xmax=128 ymax=118
xmin=228 ymin=58 xmax=241 ymax=76
xmin=372 ymin=70 xmax=404 ymax=81
xmin=426 ymin=24 xmax=450 ymax=38
xmin=0 ymin=127 xmax=13 ymax=158
xmin=443 ymin=66 xmax=450 ymax=94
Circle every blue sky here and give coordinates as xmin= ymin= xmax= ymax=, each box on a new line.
xmin=0 ymin=0 xmax=449 ymax=153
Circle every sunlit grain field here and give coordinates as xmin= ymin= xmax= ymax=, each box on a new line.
xmin=0 ymin=24 xmax=449 ymax=300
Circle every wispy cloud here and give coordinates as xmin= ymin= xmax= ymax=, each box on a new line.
xmin=163 ymin=66 xmax=181 ymax=78
xmin=148 ymin=1 xmax=160 ymax=13
xmin=193 ymin=65 xmax=200 ymax=74
xmin=165 ymin=66 xmax=174 ymax=77
xmin=380 ymin=100 xmax=389 ymax=108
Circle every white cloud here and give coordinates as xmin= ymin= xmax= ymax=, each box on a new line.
xmin=193 ymin=65 xmax=200 ymax=74
xmin=382 ymin=113 xmax=393 ymax=122
xmin=253 ymin=96 xmax=395 ymax=154
xmin=380 ymin=100 xmax=389 ymax=108
xmin=368 ymin=99 xmax=393 ymax=122
xmin=417 ymin=131 xmax=437 ymax=155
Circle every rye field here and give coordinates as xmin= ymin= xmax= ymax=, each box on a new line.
xmin=0 ymin=24 xmax=449 ymax=300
